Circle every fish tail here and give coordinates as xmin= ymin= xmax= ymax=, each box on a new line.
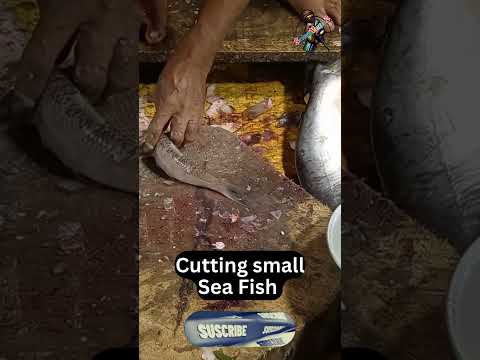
xmin=210 ymin=182 xmax=245 ymax=205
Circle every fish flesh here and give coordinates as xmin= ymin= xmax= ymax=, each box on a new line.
xmin=372 ymin=0 xmax=480 ymax=252
xmin=35 ymin=71 xmax=138 ymax=193
xmin=296 ymin=60 xmax=341 ymax=210
xmin=154 ymin=135 xmax=244 ymax=203
xmin=242 ymin=98 xmax=273 ymax=120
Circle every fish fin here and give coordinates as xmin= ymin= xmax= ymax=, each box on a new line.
xmin=170 ymin=142 xmax=184 ymax=158
xmin=206 ymin=181 xmax=247 ymax=206
xmin=223 ymin=184 xmax=245 ymax=204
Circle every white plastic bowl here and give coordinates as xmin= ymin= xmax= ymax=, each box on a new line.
xmin=327 ymin=205 xmax=341 ymax=269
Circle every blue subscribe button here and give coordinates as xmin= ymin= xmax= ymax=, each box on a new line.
xmin=184 ymin=311 xmax=296 ymax=347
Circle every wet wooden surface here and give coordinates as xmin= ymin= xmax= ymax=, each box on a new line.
xmin=139 ymin=127 xmax=340 ymax=360
xmin=1 ymin=4 xmax=137 ymax=358
xmin=139 ymin=0 xmax=341 ymax=63
xmin=342 ymin=171 xmax=459 ymax=360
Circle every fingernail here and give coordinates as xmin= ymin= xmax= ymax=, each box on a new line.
xmin=142 ymin=142 xmax=154 ymax=154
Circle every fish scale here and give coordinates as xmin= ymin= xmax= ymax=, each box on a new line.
xmin=35 ymin=71 xmax=138 ymax=193
xmin=35 ymin=71 xmax=241 ymax=200
xmin=154 ymin=134 xmax=244 ymax=203
xmin=296 ymin=60 xmax=341 ymax=210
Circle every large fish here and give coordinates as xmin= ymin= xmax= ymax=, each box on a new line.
xmin=372 ymin=0 xmax=480 ymax=252
xmin=35 ymin=71 xmax=138 ymax=193
xmin=296 ymin=60 xmax=341 ymax=210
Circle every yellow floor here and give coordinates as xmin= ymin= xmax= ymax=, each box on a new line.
xmin=6 ymin=0 xmax=38 ymax=32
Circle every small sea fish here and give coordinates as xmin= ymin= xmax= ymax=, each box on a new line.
xmin=153 ymin=135 xmax=244 ymax=203
xmin=35 ymin=71 xmax=138 ymax=193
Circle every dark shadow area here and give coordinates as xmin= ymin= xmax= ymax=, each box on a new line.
xmin=8 ymin=122 xmax=85 ymax=179
xmin=92 ymin=347 xmax=138 ymax=360
xmin=343 ymin=347 xmax=388 ymax=359
xmin=292 ymin=296 xmax=340 ymax=359
xmin=0 ymin=2 xmax=139 ymax=358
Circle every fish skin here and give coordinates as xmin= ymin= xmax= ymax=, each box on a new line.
xmin=35 ymin=71 xmax=138 ymax=193
xmin=35 ymin=71 xmax=243 ymax=201
xmin=296 ymin=60 xmax=341 ymax=210
xmin=372 ymin=0 xmax=480 ymax=253
xmin=154 ymin=134 xmax=244 ymax=203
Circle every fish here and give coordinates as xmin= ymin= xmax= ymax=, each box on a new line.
xmin=35 ymin=71 xmax=138 ymax=193
xmin=153 ymin=134 xmax=244 ymax=203
xmin=296 ymin=60 xmax=341 ymax=210
xmin=35 ymin=71 xmax=244 ymax=202
xmin=372 ymin=0 xmax=480 ymax=252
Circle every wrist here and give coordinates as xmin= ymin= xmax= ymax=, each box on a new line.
xmin=174 ymin=25 xmax=217 ymax=78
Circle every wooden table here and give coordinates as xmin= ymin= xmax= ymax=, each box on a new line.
xmin=139 ymin=0 xmax=341 ymax=63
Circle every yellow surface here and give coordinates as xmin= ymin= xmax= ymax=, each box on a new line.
xmin=139 ymin=81 xmax=305 ymax=177
xmin=6 ymin=0 xmax=39 ymax=32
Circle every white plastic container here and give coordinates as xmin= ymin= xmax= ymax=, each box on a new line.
xmin=327 ymin=205 xmax=341 ymax=269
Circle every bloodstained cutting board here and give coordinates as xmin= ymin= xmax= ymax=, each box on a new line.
xmin=139 ymin=127 xmax=339 ymax=360
xmin=342 ymin=171 xmax=460 ymax=359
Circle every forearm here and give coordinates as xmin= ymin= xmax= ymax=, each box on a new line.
xmin=288 ymin=0 xmax=324 ymax=17
xmin=173 ymin=0 xmax=250 ymax=73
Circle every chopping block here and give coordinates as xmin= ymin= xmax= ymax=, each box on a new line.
xmin=139 ymin=127 xmax=340 ymax=359
xmin=342 ymin=171 xmax=460 ymax=360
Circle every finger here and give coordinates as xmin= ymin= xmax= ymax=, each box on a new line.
xmin=14 ymin=16 xmax=78 ymax=102
xmin=105 ymin=3 xmax=140 ymax=96
xmin=141 ymin=0 xmax=167 ymax=44
xmin=144 ymin=108 xmax=172 ymax=149
xmin=74 ymin=21 xmax=117 ymax=103
xmin=170 ymin=115 xmax=189 ymax=147
xmin=184 ymin=119 xmax=199 ymax=143
xmin=105 ymin=37 xmax=138 ymax=96
xmin=322 ymin=15 xmax=336 ymax=32
xmin=328 ymin=6 xmax=341 ymax=26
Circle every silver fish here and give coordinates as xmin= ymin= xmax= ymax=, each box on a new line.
xmin=153 ymin=135 xmax=244 ymax=203
xmin=296 ymin=60 xmax=341 ymax=210
xmin=372 ymin=0 xmax=480 ymax=252
xmin=35 ymin=71 xmax=138 ymax=193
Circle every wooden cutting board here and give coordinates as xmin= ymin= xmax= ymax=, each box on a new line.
xmin=139 ymin=127 xmax=340 ymax=359
xmin=342 ymin=171 xmax=459 ymax=359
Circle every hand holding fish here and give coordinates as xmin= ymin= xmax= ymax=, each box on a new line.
xmin=0 ymin=0 xmax=166 ymax=123
xmin=143 ymin=0 xmax=251 ymax=150
xmin=144 ymin=43 xmax=209 ymax=149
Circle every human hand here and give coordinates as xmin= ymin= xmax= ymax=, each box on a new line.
xmin=143 ymin=41 xmax=210 ymax=149
xmin=140 ymin=0 xmax=168 ymax=44
xmin=1 ymin=0 xmax=165 ymax=124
